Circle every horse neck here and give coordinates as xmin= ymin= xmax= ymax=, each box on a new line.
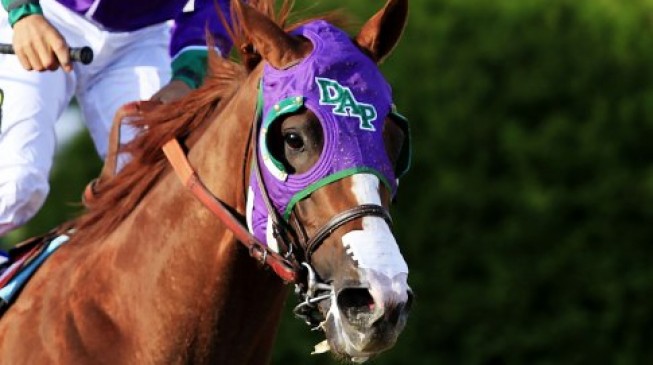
xmin=95 ymin=72 xmax=288 ymax=363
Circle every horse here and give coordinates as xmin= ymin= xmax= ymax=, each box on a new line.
xmin=0 ymin=0 xmax=413 ymax=363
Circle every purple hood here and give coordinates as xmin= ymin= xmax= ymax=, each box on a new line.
xmin=246 ymin=20 xmax=407 ymax=247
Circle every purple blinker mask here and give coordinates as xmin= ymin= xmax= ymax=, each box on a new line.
xmin=246 ymin=20 xmax=408 ymax=248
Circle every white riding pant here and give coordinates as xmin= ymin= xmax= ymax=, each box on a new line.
xmin=0 ymin=0 xmax=172 ymax=235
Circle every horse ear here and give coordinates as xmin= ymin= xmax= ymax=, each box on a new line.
xmin=234 ymin=1 xmax=311 ymax=69
xmin=355 ymin=0 xmax=408 ymax=64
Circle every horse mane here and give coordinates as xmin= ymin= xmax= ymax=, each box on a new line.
xmin=67 ymin=0 xmax=350 ymax=244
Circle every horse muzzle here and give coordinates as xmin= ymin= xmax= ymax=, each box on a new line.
xmin=322 ymin=273 xmax=413 ymax=362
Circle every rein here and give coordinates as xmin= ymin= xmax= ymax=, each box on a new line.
xmin=86 ymin=88 xmax=393 ymax=326
xmin=161 ymin=138 xmax=298 ymax=283
xmin=82 ymin=101 xmax=300 ymax=283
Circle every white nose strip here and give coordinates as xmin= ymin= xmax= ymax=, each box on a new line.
xmin=343 ymin=174 xmax=409 ymax=278
xmin=342 ymin=229 xmax=408 ymax=278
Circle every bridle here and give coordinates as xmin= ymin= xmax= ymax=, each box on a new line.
xmin=247 ymin=82 xmax=394 ymax=326
xmin=162 ymin=84 xmax=393 ymax=326
xmin=253 ymin=139 xmax=392 ymax=326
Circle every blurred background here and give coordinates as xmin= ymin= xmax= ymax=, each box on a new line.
xmin=4 ymin=0 xmax=653 ymax=363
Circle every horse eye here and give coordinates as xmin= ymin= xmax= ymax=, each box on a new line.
xmin=284 ymin=132 xmax=305 ymax=150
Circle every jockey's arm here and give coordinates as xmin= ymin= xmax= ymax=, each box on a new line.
xmin=151 ymin=0 xmax=232 ymax=103
xmin=170 ymin=0 xmax=233 ymax=89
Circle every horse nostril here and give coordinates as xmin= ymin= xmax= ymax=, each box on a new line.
xmin=337 ymin=287 xmax=375 ymax=324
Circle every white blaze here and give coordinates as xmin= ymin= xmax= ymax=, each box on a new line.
xmin=342 ymin=174 xmax=409 ymax=305
xmin=323 ymin=174 xmax=410 ymax=359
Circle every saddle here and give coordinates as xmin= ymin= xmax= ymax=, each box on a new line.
xmin=0 ymin=231 xmax=69 ymax=313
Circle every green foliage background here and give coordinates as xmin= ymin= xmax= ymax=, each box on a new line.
xmin=5 ymin=0 xmax=653 ymax=363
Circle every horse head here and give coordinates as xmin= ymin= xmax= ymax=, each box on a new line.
xmin=237 ymin=0 xmax=412 ymax=361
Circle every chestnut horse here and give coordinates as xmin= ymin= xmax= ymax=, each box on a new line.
xmin=0 ymin=0 xmax=412 ymax=363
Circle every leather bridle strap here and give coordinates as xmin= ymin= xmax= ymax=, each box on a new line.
xmin=161 ymin=138 xmax=298 ymax=283
xmin=251 ymin=119 xmax=297 ymax=256
xmin=303 ymin=204 xmax=392 ymax=265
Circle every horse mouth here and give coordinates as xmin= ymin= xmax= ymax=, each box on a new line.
xmin=312 ymin=296 xmax=407 ymax=363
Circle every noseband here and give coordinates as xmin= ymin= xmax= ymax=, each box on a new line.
xmin=286 ymin=204 xmax=392 ymax=328
xmin=303 ymin=204 xmax=392 ymax=265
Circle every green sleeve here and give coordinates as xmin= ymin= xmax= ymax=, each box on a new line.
xmin=2 ymin=1 xmax=43 ymax=27
xmin=171 ymin=49 xmax=209 ymax=90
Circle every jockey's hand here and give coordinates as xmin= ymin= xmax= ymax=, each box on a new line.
xmin=12 ymin=14 xmax=72 ymax=72
xmin=150 ymin=79 xmax=193 ymax=104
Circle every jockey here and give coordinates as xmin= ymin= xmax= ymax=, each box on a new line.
xmin=0 ymin=0 xmax=232 ymax=236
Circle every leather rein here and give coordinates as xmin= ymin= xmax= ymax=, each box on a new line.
xmin=84 ymin=101 xmax=298 ymax=282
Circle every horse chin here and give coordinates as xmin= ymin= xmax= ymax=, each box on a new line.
xmin=316 ymin=300 xmax=402 ymax=363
